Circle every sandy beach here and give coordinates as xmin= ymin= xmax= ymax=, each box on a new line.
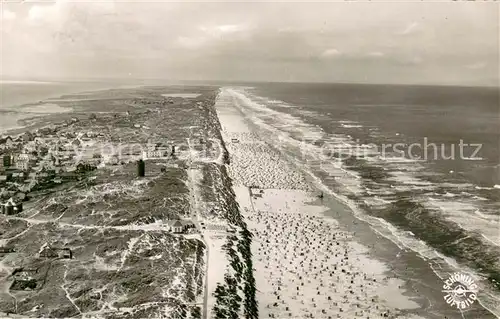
xmin=215 ymin=89 xmax=425 ymax=319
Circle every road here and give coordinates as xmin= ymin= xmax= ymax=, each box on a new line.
xmin=187 ymin=167 xmax=209 ymax=319
xmin=186 ymin=137 xmax=209 ymax=319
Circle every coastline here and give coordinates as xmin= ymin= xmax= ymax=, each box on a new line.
xmin=214 ymin=87 xmax=498 ymax=319
xmin=0 ymin=84 xmax=497 ymax=318
xmin=237 ymin=83 xmax=500 ymax=309
xmin=0 ymin=80 xmax=151 ymax=135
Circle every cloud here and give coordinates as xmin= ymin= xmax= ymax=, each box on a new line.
xmin=198 ymin=24 xmax=249 ymax=41
xmin=399 ymin=22 xmax=418 ymax=35
xmin=321 ymin=48 xmax=342 ymax=58
xmin=367 ymin=51 xmax=385 ymax=58
xmin=215 ymin=24 xmax=245 ymax=33
xmin=177 ymin=36 xmax=207 ymax=49
xmin=466 ymin=62 xmax=487 ymax=70
xmin=27 ymin=0 xmax=66 ymax=22
xmin=0 ymin=2 xmax=497 ymax=85
xmin=405 ymin=56 xmax=423 ymax=65
xmin=1 ymin=9 xmax=17 ymax=21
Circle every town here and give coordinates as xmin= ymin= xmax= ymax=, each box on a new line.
xmin=0 ymin=87 xmax=238 ymax=318
xmin=0 ymin=119 xmax=180 ymax=217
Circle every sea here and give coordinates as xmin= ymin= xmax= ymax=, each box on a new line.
xmin=0 ymin=79 xmax=164 ymax=133
xmin=221 ymin=82 xmax=500 ymax=317
xmin=1 ymin=80 xmax=499 ymax=317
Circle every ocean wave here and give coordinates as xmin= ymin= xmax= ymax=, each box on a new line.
xmin=476 ymin=186 xmax=499 ymax=190
xmin=423 ymin=199 xmax=500 ymax=248
xmin=228 ymin=88 xmax=324 ymax=142
xmin=248 ymin=93 xmax=296 ymax=108
xmin=340 ymin=123 xmax=363 ymax=128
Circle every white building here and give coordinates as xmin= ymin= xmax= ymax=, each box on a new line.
xmin=169 ymin=220 xmax=184 ymax=234
xmin=142 ymin=147 xmax=170 ymax=159
xmin=167 ymin=220 xmax=195 ymax=234
xmin=15 ymin=154 xmax=35 ymax=171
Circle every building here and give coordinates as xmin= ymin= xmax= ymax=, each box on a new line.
xmin=142 ymin=142 xmax=171 ymax=159
xmin=11 ymin=278 xmax=38 ymax=291
xmin=182 ymin=220 xmax=195 ymax=231
xmin=39 ymin=247 xmax=58 ymax=259
xmin=61 ymin=171 xmax=78 ymax=181
xmin=168 ymin=219 xmax=195 ymax=234
xmin=142 ymin=148 xmax=169 ymax=159
xmin=61 ymin=248 xmax=73 ymax=259
xmin=169 ymin=220 xmax=184 ymax=234
xmin=2 ymin=154 xmax=12 ymax=168
xmin=10 ymin=268 xmax=39 ymax=291
xmin=1 ymin=201 xmax=13 ymax=215
xmin=21 ymin=132 xmax=34 ymax=142
xmin=36 ymin=155 xmax=57 ymax=170
xmin=14 ymin=201 xmax=23 ymax=214
xmin=15 ymin=161 xmax=31 ymax=171
xmin=23 ymin=141 xmax=37 ymax=153
xmin=4 ymin=136 xmax=14 ymax=148
xmin=39 ymin=246 xmax=72 ymax=259
xmin=15 ymin=154 xmax=36 ymax=171
xmin=137 ymin=159 xmax=145 ymax=177
xmin=15 ymin=192 xmax=27 ymax=202
xmin=0 ymin=247 xmax=15 ymax=256
xmin=1 ymin=199 xmax=22 ymax=215
xmin=11 ymin=172 xmax=25 ymax=182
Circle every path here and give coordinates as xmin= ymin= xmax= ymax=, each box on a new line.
xmin=186 ymin=136 xmax=210 ymax=319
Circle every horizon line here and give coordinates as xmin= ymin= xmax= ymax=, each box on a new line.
xmin=0 ymin=75 xmax=498 ymax=89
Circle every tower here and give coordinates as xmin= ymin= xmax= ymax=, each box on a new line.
xmin=3 ymin=155 xmax=11 ymax=168
xmin=4 ymin=201 xmax=14 ymax=215
xmin=137 ymin=159 xmax=145 ymax=177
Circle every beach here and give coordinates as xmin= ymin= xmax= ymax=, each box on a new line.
xmin=215 ymin=87 xmax=498 ymax=319
xmin=216 ymin=90 xmax=422 ymax=318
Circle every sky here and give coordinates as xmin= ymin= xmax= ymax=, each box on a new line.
xmin=0 ymin=0 xmax=498 ymax=86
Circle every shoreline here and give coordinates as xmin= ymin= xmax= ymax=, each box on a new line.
xmin=237 ymin=84 xmax=500 ymax=304
xmin=215 ymin=89 xmax=422 ymax=318
xmin=0 ymin=81 xmax=154 ymax=136
xmin=214 ymin=87 xmax=498 ymax=319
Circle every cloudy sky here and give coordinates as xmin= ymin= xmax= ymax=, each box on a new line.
xmin=1 ymin=1 xmax=498 ymax=86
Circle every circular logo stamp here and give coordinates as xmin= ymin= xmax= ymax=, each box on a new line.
xmin=442 ymin=272 xmax=478 ymax=309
